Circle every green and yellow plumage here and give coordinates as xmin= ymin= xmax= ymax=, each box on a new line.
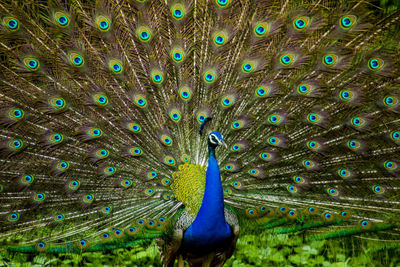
xmin=172 ymin=163 xmax=206 ymax=216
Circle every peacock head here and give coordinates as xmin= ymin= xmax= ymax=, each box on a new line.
xmin=208 ymin=131 xmax=227 ymax=148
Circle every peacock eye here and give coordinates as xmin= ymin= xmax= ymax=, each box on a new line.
xmin=256 ymin=26 xmax=265 ymax=34
xmin=254 ymin=22 xmax=270 ymax=37
xmin=212 ymin=30 xmax=229 ymax=46
xmin=241 ymin=60 xmax=257 ymax=74
xmin=293 ymin=16 xmax=310 ymax=30
xmin=58 ymin=16 xmax=68 ymax=25
xmin=54 ymin=11 xmax=70 ymax=28
xmin=216 ymin=36 xmax=224 ymax=44
xmin=216 ymin=0 xmax=230 ymax=7
xmin=4 ymin=17 xmax=20 ymax=32
xmin=368 ymin=58 xmax=384 ymax=71
xmin=339 ymin=15 xmax=357 ymax=29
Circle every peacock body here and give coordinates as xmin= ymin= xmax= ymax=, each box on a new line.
xmin=0 ymin=0 xmax=400 ymax=266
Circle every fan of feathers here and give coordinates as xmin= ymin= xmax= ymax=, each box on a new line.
xmin=0 ymin=0 xmax=400 ymax=266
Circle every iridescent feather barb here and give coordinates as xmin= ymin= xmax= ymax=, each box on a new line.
xmin=0 ymin=0 xmax=400 ymax=266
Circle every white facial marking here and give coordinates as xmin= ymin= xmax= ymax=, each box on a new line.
xmin=209 ymin=134 xmax=219 ymax=145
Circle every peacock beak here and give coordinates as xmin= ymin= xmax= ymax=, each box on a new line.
xmin=219 ymin=140 xmax=227 ymax=148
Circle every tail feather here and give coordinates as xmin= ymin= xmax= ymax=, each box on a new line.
xmin=0 ymin=0 xmax=400 ymax=257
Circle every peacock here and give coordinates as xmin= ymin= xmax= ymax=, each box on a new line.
xmin=0 ymin=0 xmax=400 ymax=266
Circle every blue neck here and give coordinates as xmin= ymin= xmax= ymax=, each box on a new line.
xmin=188 ymin=144 xmax=228 ymax=232
xmin=182 ymin=143 xmax=231 ymax=250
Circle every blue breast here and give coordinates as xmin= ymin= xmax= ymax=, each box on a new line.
xmin=182 ymin=146 xmax=232 ymax=251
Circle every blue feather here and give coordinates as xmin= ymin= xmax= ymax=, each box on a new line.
xmin=183 ymin=132 xmax=231 ymax=251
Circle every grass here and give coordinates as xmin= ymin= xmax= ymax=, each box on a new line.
xmin=1 ymin=232 xmax=399 ymax=266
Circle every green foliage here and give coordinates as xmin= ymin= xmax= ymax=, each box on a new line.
xmin=2 ymin=233 xmax=399 ymax=266
xmin=0 ymin=245 xmax=162 ymax=267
